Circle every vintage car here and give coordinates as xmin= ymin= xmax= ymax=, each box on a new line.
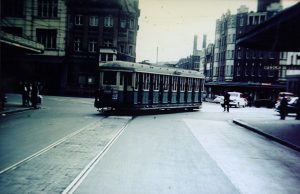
xmin=220 ymin=92 xmax=247 ymax=108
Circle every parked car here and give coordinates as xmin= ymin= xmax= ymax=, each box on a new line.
xmin=277 ymin=92 xmax=294 ymax=102
xmin=275 ymin=97 xmax=299 ymax=114
xmin=220 ymin=92 xmax=247 ymax=108
xmin=213 ymin=96 xmax=224 ymax=103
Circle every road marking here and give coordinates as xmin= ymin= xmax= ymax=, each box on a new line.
xmin=62 ymin=117 xmax=134 ymax=194
xmin=0 ymin=120 xmax=102 ymax=175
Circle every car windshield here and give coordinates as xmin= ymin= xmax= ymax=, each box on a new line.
xmin=229 ymin=93 xmax=239 ymax=97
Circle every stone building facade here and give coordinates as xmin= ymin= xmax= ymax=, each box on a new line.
xmin=1 ymin=0 xmax=67 ymax=93
xmin=206 ymin=3 xmax=286 ymax=101
xmin=1 ymin=0 xmax=140 ymax=96
xmin=65 ymin=0 xmax=140 ymax=95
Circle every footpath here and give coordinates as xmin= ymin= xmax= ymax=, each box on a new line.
xmin=233 ymin=118 xmax=300 ymax=152
xmin=0 ymin=93 xmax=33 ymax=116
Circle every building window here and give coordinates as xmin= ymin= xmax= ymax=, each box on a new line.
xmin=119 ymin=44 xmax=125 ymax=53
xmin=128 ymin=45 xmax=133 ymax=55
xmin=226 ymin=66 xmax=232 ymax=76
xmin=237 ymin=64 xmax=241 ymax=76
xmin=237 ymin=50 xmax=242 ymax=59
xmin=103 ymin=39 xmax=113 ymax=47
xmin=74 ymin=38 xmax=82 ymax=52
xmin=120 ymin=19 xmax=126 ymax=28
xmin=75 ymin=15 xmax=83 ymax=25
xmin=89 ymin=16 xmax=99 ymax=27
xmin=36 ymin=29 xmax=57 ymax=49
xmin=258 ymin=64 xmax=262 ymax=77
xmin=245 ymin=64 xmax=248 ymax=76
xmin=240 ymin=17 xmax=244 ymax=26
xmin=37 ymin=0 xmax=58 ymax=18
xmin=251 ymin=64 xmax=255 ymax=76
xmin=88 ymin=39 xmax=97 ymax=53
xmin=104 ymin=16 xmax=114 ymax=27
xmin=1 ymin=0 xmax=24 ymax=17
xmin=129 ymin=19 xmax=134 ymax=29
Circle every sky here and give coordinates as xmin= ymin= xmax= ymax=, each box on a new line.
xmin=135 ymin=0 xmax=299 ymax=63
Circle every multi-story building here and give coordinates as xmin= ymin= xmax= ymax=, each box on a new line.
xmin=203 ymin=43 xmax=215 ymax=82
xmin=65 ymin=0 xmax=140 ymax=96
xmin=1 ymin=0 xmax=67 ymax=93
xmin=206 ymin=2 xmax=285 ymax=101
xmin=1 ymin=0 xmax=140 ymax=96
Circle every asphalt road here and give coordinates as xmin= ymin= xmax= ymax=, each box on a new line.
xmin=74 ymin=104 xmax=300 ymax=194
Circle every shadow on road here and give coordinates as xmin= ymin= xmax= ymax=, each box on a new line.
xmin=95 ymin=108 xmax=200 ymax=116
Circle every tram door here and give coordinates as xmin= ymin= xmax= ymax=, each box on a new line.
xmin=137 ymin=73 xmax=143 ymax=104
xmin=122 ymin=72 xmax=132 ymax=106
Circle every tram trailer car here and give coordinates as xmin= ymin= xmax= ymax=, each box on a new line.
xmin=94 ymin=61 xmax=205 ymax=111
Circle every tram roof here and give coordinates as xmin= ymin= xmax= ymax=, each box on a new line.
xmin=99 ymin=61 xmax=204 ymax=78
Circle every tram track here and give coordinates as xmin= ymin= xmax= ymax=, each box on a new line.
xmin=0 ymin=119 xmax=103 ymax=175
xmin=0 ymin=115 xmax=134 ymax=194
xmin=62 ymin=116 xmax=134 ymax=194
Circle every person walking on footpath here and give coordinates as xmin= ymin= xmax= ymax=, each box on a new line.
xmin=279 ymin=94 xmax=288 ymax=120
xmin=21 ymin=81 xmax=29 ymax=106
xmin=224 ymin=91 xmax=230 ymax=112
xmin=31 ymin=81 xmax=39 ymax=109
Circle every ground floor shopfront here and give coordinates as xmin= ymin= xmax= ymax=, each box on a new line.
xmin=205 ymin=82 xmax=286 ymax=107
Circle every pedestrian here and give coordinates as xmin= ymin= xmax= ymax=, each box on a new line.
xmin=248 ymin=94 xmax=253 ymax=107
xmin=296 ymin=97 xmax=300 ymax=120
xmin=31 ymin=81 xmax=39 ymax=109
xmin=279 ymin=94 xmax=288 ymax=120
xmin=223 ymin=91 xmax=230 ymax=112
xmin=21 ymin=81 xmax=29 ymax=106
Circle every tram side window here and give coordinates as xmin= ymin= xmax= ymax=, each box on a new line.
xmin=200 ymin=79 xmax=204 ymax=92
xmin=187 ymin=78 xmax=193 ymax=91
xmin=153 ymin=74 xmax=159 ymax=90
xmin=143 ymin=73 xmax=150 ymax=90
xmin=134 ymin=73 xmax=139 ymax=90
xmin=172 ymin=77 xmax=178 ymax=91
xmin=163 ymin=75 xmax=169 ymax=91
xmin=103 ymin=71 xmax=117 ymax=85
xmin=194 ymin=79 xmax=199 ymax=92
xmin=180 ymin=77 xmax=186 ymax=91
xmin=119 ymin=72 xmax=132 ymax=86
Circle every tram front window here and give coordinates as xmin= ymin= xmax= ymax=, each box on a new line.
xmin=103 ymin=71 xmax=117 ymax=85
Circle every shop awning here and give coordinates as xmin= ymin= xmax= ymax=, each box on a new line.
xmin=0 ymin=31 xmax=44 ymax=53
xmin=237 ymin=2 xmax=300 ymax=52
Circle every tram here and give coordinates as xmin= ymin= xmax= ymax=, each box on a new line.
xmin=94 ymin=61 xmax=205 ymax=111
